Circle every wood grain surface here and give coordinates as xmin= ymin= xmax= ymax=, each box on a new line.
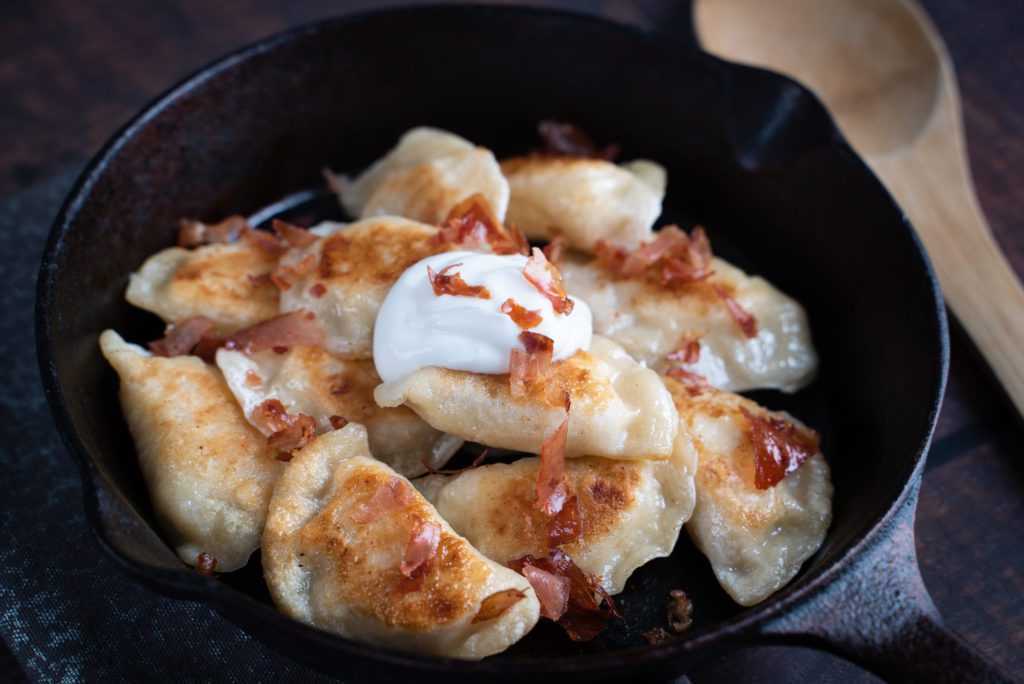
xmin=2 ymin=0 xmax=1021 ymax=681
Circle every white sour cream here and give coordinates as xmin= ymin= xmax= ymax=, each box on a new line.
xmin=373 ymin=250 xmax=592 ymax=382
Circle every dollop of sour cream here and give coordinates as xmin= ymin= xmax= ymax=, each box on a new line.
xmin=373 ymin=250 xmax=592 ymax=383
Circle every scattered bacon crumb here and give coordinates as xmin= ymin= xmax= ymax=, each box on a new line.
xmin=541 ymin=235 xmax=569 ymax=266
xmin=309 ymin=282 xmax=327 ymax=298
xmin=247 ymin=272 xmax=272 ymax=287
xmin=501 ymin=298 xmax=543 ymax=329
xmin=240 ymin=226 xmax=288 ymax=258
xmin=271 ymin=253 xmax=316 ymax=291
xmin=435 ymin=193 xmax=530 ymax=256
xmin=667 ymin=589 xmax=693 ymax=633
xmin=536 ymin=398 xmax=571 ymax=517
xmin=713 ymin=284 xmax=758 ymax=338
xmin=595 ymin=225 xmax=714 ymax=288
xmin=666 ymin=333 xmax=703 ymax=364
xmin=193 ymin=335 xmax=226 ymax=363
xmin=524 ymin=248 xmax=574 ymax=315
xmin=509 ymin=549 xmax=622 ymax=641
xmin=509 ymin=331 xmax=554 ymax=399
xmin=644 ymin=627 xmax=672 ymax=645
xmin=427 ymin=264 xmax=491 ymax=299
xmin=400 ymin=516 xmax=441 ymax=580
xmin=740 ymin=407 xmax=820 ymax=489
xmin=328 ymin=415 xmax=348 ymax=430
xmin=195 ymin=552 xmax=218 ymax=576
xmin=422 ymin=450 xmax=487 ymax=476
xmin=224 ymin=310 xmax=324 ymax=354
xmin=472 ymin=588 xmax=528 ymax=624
xmin=538 ymin=120 xmax=619 ymax=161
xmin=665 ymin=366 xmax=710 ymax=395
xmin=148 ymin=316 xmax=215 ymax=357
xmin=244 ymin=370 xmax=262 ymax=387
xmin=268 ymin=414 xmax=316 ymax=459
xmin=349 ymin=477 xmax=415 ymax=524
xmin=178 ymin=215 xmax=247 ymax=247
xmin=272 ymin=218 xmax=318 ymax=248
xmin=523 ymin=564 xmax=570 ymax=620
xmin=547 ymin=494 xmax=582 ymax=547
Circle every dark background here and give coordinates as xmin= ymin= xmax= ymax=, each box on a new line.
xmin=1 ymin=0 xmax=1021 ymax=681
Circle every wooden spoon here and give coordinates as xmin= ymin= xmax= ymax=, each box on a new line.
xmin=695 ymin=0 xmax=1024 ymax=417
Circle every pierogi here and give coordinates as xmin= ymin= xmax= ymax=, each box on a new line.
xmin=216 ymin=345 xmax=462 ymax=477
xmin=99 ymin=330 xmax=283 ymax=572
xmin=664 ymin=377 xmax=833 ymax=606
xmin=415 ymin=422 xmax=698 ymax=594
xmin=560 ymin=254 xmax=817 ymax=393
xmin=334 ymin=127 xmax=510 ymax=224
xmin=501 ymin=155 xmax=665 ymax=252
xmin=125 ymin=242 xmax=279 ymax=334
xmin=262 ymin=425 xmax=539 ymax=659
xmin=375 ymin=336 xmax=678 ymax=460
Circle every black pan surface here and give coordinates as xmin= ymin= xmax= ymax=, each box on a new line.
xmin=37 ymin=6 xmax=950 ymax=682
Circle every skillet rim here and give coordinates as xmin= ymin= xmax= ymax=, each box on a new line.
xmin=35 ymin=3 xmax=950 ymax=676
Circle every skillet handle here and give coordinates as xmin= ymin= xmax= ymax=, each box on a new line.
xmin=756 ymin=485 xmax=1010 ymax=683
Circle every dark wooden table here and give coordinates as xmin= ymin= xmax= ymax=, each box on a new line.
xmin=2 ymin=0 xmax=1021 ymax=681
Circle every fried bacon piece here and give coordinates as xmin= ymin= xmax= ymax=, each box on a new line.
xmin=501 ymin=298 xmax=543 ymax=329
xmin=178 ymin=215 xmax=248 ymax=247
xmin=250 ymin=398 xmax=316 ymax=458
xmin=740 ymin=407 xmax=820 ymax=489
xmin=524 ymin=248 xmax=574 ymax=315
xmin=224 ymin=310 xmax=324 ymax=354
xmin=426 ymin=263 xmax=491 ymax=299
xmin=546 ymin=494 xmax=582 ymax=547
xmin=509 ymin=331 xmax=554 ymax=399
xmin=713 ymin=284 xmax=758 ymax=338
xmin=665 ymin=366 xmax=710 ymax=396
xmin=148 ymin=316 xmax=215 ymax=357
xmin=435 ymin=193 xmax=530 ymax=256
xmin=309 ymin=282 xmax=327 ymax=298
xmin=665 ymin=333 xmax=702 ymax=364
xmin=595 ymin=225 xmax=714 ymax=287
xmin=400 ymin=516 xmax=441 ymax=580
xmin=272 ymin=218 xmax=318 ymax=248
xmin=422 ymin=450 xmax=487 ymax=476
xmin=240 ymin=226 xmax=288 ymax=258
xmin=349 ymin=476 xmax=416 ymax=524
xmin=509 ymin=549 xmax=622 ymax=641
xmin=195 ymin=552 xmax=218 ymax=576
xmin=522 ymin=564 xmax=570 ymax=620
xmin=537 ymin=120 xmax=619 ymax=161
xmin=667 ymin=589 xmax=693 ymax=633
xmin=328 ymin=415 xmax=348 ymax=430
xmin=541 ymin=235 xmax=569 ymax=267
xmin=536 ymin=397 xmax=571 ymax=517
xmin=472 ymin=588 xmax=528 ymax=624
xmin=271 ymin=253 xmax=316 ymax=290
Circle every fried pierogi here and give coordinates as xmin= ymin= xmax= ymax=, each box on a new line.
xmin=334 ymin=127 xmax=510 ymax=224
xmin=125 ymin=242 xmax=279 ymax=334
xmin=216 ymin=345 xmax=462 ymax=477
xmin=415 ymin=425 xmax=698 ymax=594
xmin=500 ymin=155 xmax=666 ymax=252
xmin=277 ymin=216 xmax=451 ymax=358
xmin=560 ymin=255 xmax=817 ymax=393
xmin=664 ymin=378 xmax=832 ymax=606
xmin=375 ymin=336 xmax=678 ymax=460
xmin=100 ymin=330 xmax=282 ymax=572
xmin=262 ymin=425 xmax=539 ymax=659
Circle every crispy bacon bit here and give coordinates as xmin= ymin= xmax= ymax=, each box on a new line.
xmin=524 ymin=248 xmax=574 ymax=315
xmin=400 ymin=516 xmax=441 ymax=580
xmin=195 ymin=552 xmax=218 ymax=576
xmin=665 ymin=366 xmax=710 ymax=390
xmin=148 ymin=316 xmax=215 ymax=357
xmin=349 ymin=477 xmax=416 ymax=524
xmin=644 ymin=627 xmax=672 ymax=645
xmin=595 ymin=225 xmax=715 ymax=287
xmin=547 ymin=494 xmax=582 ymax=547
xmin=178 ymin=215 xmax=247 ymax=247
xmin=713 ymin=284 xmax=758 ymax=338
xmin=328 ymin=415 xmax=348 ymax=430
xmin=435 ymin=193 xmax=530 ymax=256
xmin=426 ymin=264 xmax=491 ymax=299
xmin=240 ymin=226 xmax=288 ymax=257
xmin=509 ymin=549 xmax=622 ymax=641
xmin=541 ymin=235 xmax=569 ymax=266
xmin=268 ymin=414 xmax=316 ymax=459
xmin=667 ymin=589 xmax=693 ymax=633
xmin=193 ymin=335 xmax=226 ymax=363
xmin=251 ymin=398 xmax=292 ymax=433
xmin=536 ymin=400 xmax=571 ymax=517
xmin=523 ymin=564 xmax=570 ymax=620
xmin=309 ymin=282 xmax=327 ymax=298
xmin=247 ymin=272 xmax=272 ymax=287
xmin=271 ymin=253 xmax=317 ymax=291
xmin=509 ymin=331 xmax=554 ymax=399
xmin=244 ymin=370 xmax=262 ymax=387
xmin=740 ymin=407 xmax=820 ymax=489
xmin=422 ymin=450 xmax=487 ymax=476
xmin=272 ymin=218 xmax=318 ymax=248
xmin=538 ymin=120 xmax=619 ymax=161
xmin=224 ymin=310 xmax=324 ymax=355
xmin=666 ymin=333 xmax=703 ymax=364
xmin=501 ymin=298 xmax=543 ymax=329
xmin=472 ymin=588 xmax=528 ymax=624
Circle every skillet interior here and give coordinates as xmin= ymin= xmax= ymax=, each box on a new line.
xmin=37 ymin=6 xmax=946 ymax=681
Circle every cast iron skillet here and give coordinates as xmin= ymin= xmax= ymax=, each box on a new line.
xmin=35 ymin=5 xmax=1009 ymax=683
